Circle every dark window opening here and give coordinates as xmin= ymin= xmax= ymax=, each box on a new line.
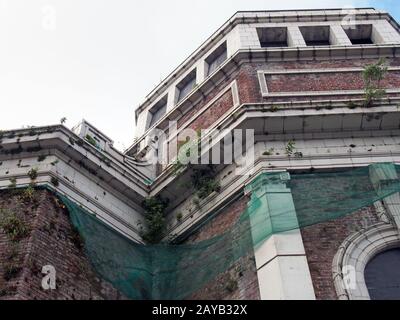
xmin=365 ymin=248 xmax=400 ymax=300
xmin=176 ymin=70 xmax=197 ymax=103
xmin=257 ymin=27 xmax=288 ymax=48
xmin=149 ymin=96 xmax=168 ymax=128
xmin=205 ymin=42 xmax=227 ymax=76
xmin=343 ymin=24 xmax=374 ymax=45
xmin=300 ymin=26 xmax=331 ymax=46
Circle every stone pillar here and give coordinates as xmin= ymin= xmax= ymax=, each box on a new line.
xmin=244 ymin=172 xmax=316 ymax=300
xmin=330 ymin=25 xmax=352 ymax=46
xmin=369 ymin=163 xmax=400 ymax=229
xmin=287 ymin=26 xmax=307 ymax=47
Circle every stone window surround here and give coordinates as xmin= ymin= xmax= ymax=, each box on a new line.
xmin=175 ymin=69 xmax=197 ymax=104
xmin=248 ymin=20 xmax=399 ymax=49
xmin=257 ymin=67 xmax=400 ymax=98
xmin=146 ymin=95 xmax=168 ymax=130
xmin=332 ymin=220 xmax=400 ymax=300
xmin=204 ymin=41 xmax=228 ymax=77
xmin=165 ymin=80 xmax=239 ymax=144
xmin=332 ymin=190 xmax=400 ymax=300
xmin=161 ymin=80 xmax=240 ymax=166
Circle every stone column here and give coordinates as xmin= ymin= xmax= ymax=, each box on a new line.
xmin=287 ymin=26 xmax=307 ymax=47
xmin=244 ymin=172 xmax=316 ymax=300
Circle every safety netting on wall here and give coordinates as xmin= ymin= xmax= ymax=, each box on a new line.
xmin=57 ymin=163 xmax=400 ymax=300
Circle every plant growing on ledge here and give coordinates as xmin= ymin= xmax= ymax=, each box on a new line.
xmin=8 ymin=178 xmax=17 ymax=189
xmin=263 ymin=148 xmax=275 ymax=156
xmin=22 ymin=185 xmax=35 ymax=202
xmin=27 ymin=168 xmax=38 ymax=181
xmin=285 ymin=140 xmax=296 ymax=156
xmin=51 ymin=177 xmax=60 ymax=187
xmin=85 ymin=134 xmax=98 ymax=148
xmin=363 ymin=58 xmax=388 ymax=107
xmin=140 ymin=197 xmax=169 ymax=244
xmin=191 ymin=165 xmax=221 ymax=201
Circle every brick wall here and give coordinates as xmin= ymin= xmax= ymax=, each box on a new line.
xmin=178 ymin=89 xmax=234 ymax=131
xmin=0 ymin=188 xmax=124 ymax=300
xmin=265 ymin=71 xmax=400 ymax=93
xmin=172 ymin=58 xmax=400 ymax=135
xmin=184 ymin=195 xmax=260 ymax=300
xmin=301 ymin=205 xmax=380 ymax=300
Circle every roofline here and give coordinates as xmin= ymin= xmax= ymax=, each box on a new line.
xmin=134 ymin=7 xmax=386 ymax=118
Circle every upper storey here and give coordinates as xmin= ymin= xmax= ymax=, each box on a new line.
xmin=129 ymin=8 xmax=400 ymax=153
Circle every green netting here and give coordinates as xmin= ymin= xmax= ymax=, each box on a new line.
xmin=57 ymin=163 xmax=400 ymax=300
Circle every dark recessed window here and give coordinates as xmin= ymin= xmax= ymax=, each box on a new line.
xmin=300 ymin=26 xmax=331 ymax=46
xmin=205 ymin=42 xmax=227 ymax=76
xmin=257 ymin=27 xmax=288 ymax=48
xmin=343 ymin=24 xmax=374 ymax=45
xmin=148 ymin=96 xmax=167 ymax=128
xmin=365 ymin=248 xmax=400 ymax=300
xmin=176 ymin=69 xmax=196 ymax=103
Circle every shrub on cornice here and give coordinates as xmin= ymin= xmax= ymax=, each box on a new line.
xmin=85 ymin=134 xmax=98 ymax=148
xmin=285 ymin=140 xmax=296 ymax=156
xmin=363 ymin=58 xmax=388 ymax=107
xmin=37 ymin=155 xmax=47 ymax=162
xmin=50 ymin=177 xmax=59 ymax=187
xmin=191 ymin=165 xmax=221 ymax=200
xmin=8 ymin=178 xmax=17 ymax=189
xmin=140 ymin=197 xmax=169 ymax=244
xmin=27 ymin=168 xmax=38 ymax=181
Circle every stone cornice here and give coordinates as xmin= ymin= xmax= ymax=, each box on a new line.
xmin=0 ymin=125 xmax=150 ymax=199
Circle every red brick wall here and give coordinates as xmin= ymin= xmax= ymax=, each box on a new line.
xmin=185 ymin=195 xmax=260 ymax=300
xmin=301 ymin=206 xmax=380 ymax=300
xmin=171 ymin=58 xmax=400 ymax=135
xmin=179 ymin=90 xmax=234 ymax=132
xmin=0 ymin=188 xmax=123 ymax=300
xmin=266 ymin=71 xmax=400 ymax=93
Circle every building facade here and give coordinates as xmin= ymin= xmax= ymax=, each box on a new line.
xmin=1 ymin=8 xmax=400 ymax=300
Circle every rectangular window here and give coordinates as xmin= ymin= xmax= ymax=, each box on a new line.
xmin=176 ymin=69 xmax=196 ymax=103
xmin=300 ymin=26 xmax=331 ymax=46
xmin=257 ymin=27 xmax=288 ymax=48
xmin=149 ymin=96 xmax=168 ymax=128
xmin=205 ymin=42 xmax=227 ymax=76
xmin=343 ymin=24 xmax=374 ymax=45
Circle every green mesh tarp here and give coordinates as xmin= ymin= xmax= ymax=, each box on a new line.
xmin=57 ymin=163 xmax=400 ymax=300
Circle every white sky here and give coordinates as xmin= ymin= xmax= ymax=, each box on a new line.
xmin=0 ymin=0 xmax=374 ymax=151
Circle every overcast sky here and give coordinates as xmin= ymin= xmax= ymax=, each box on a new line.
xmin=0 ymin=0 xmax=398 ymax=151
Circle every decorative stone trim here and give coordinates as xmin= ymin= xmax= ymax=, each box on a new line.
xmin=257 ymin=67 xmax=400 ymax=97
xmin=332 ymin=222 xmax=400 ymax=300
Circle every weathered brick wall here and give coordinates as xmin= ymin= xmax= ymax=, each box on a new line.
xmin=172 ymin=57 xmax=400 ymax=135
xmin=184 ymin=195 xmax=260 ymax=300
xmin=178 ymin=90 xmax=234 ymax=131
xmin=301 ymin=206 xmax=380 ymax=300
xmin=265 ymin=71 xmax=400 ymax=93
xmin=0 ymin=188 xmax=124 ymax=300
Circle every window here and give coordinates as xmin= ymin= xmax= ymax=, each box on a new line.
xmin=299 ymin=26 xmax=331 ymax=46
xmin=365 ymin=248 xmax=400 ymax=300
xmin=343 ymin=24 xmax=374 ymax=45
xmin=257 ymin=27 xmax=288 ymax=48
xmin=148 ymin=96 xmax=168 ymax=128
xmin=205 ymin=42 xmax=227 ymax=76
xmin=176 ymin=69 xmax=196 ymax=103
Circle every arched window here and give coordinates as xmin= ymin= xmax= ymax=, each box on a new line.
xmin=365 ymin=249 xmax=400 ymax=300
